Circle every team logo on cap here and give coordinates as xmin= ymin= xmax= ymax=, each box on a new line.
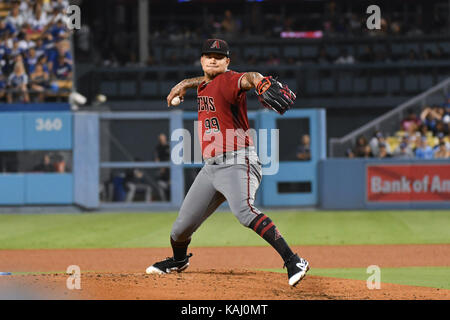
xmin=210 ymin=40 xmax=220 ymax=49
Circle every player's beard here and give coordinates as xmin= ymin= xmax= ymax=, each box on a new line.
xmin=204 ymin=70 xmax=223 ymax=80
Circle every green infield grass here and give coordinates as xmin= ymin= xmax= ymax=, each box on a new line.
xmin=0 ymin=210 xmax=449 ymax=249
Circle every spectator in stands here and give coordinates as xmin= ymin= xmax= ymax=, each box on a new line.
xmin=154 ymin=133 xmax=170 ymax=162
xmin=0 ymin=18 xmax=16 ymax=37
xmin=377 ymin=143 xmax=392 ymax=159
xmin=316 ymin=47 xmax=331 ymax=64
xmin=334 ymin=48 xmax=355 ymax=64
xmin=359 ymin=45 xmax=375 ymax=63
xmin=362 ymin=144 xmax=374 ymax=158
xmin=414 ymin=136 xmax=434 ymax=159
xmin=433 ymin=132 xmax=450 ymax=152
xmin=345 ymin=148 xmax=355 ymax=158
xmin=354 ymin=135 xmax=369 ymax=157
xmin=30 ymin=62 xmax=49 ymax=102
xmin=52 ymin=53 xmax=72 ymax=80
xmin=401 ymin=110 xmax=421 ymax=135
xmin=24 ymin=46 xmax=38 ymax=74
xmin=6 ymin=2 xmax=26 ymax=30
xmin=369 ymin=131 xmax=391 ymax=157
xmin=296 ymin=134 xmax=311 ymax=161
xmin=433 ymin=141 xmax=450 ymax=159
xmin=420 ymin=105 xmax=442 ymax=133
xmin=0 ymin=68 xmax=5 ymax=101
xmin=6 ymin=59 xmax=29 ymax=103
xmin=394 ymin=141 xmax=414 ymax=159
xmin=221 ymin=10 xmax=240 ymax=38
xmin=29 ymin=2 xmax=49 ymax=32
xmin=33 ymin=153 xmax=55 ymax=172
xmin=154 ymin=133 xmax=171 ymax=201
xmin=266 ymin=53 xmax=280 ymax=66
xmin=53 ymin=152 xmax=67 ymax=173
xmin=434 ymin=120 xmax=449 ymax=137
xmin=125 ymin=167 xmax=152 ymax=202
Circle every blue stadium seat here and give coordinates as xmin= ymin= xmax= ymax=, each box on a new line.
xmin=419 ymin=75 xmax=434 ymax=91
xmin=354 ymin=77 xmax=367 ymax=93
xmin=404 ymin=43 xmax=419 ymax=53
xmin=141 ymin=81 xmax=158 ymax=95
xmin=305 ymin=78 xmax=319 ymax=95
xmin=391 ymin=43 xmax=404 ymax=56
xmin=301 ymin=46 xmax=318 ymax=59
xmin=320 ymin=78 xmax=334 ymax=94
xmin=404 ymin=76 xmax=419 ymax=93
xmin=119 ymin=81 xmax=136 ymax=96
xmin=338 ymin=75 xmax=353 ymax=94
xmin=160 ymin=81 xmax=175 ymax=96
xmin=99 ymin=81 xmax=117 ymax=96
xmin=441 ymin=42 xmax=450 ymax=54
xmin=326 ymin=46 xmax=339 ymax=59
xmin=386 ymin=76 xmax=400 ymax=94
xmin=283 ymin=46 xmax=300 ymax=59
xmin=244 ymin=47 xmax=261 ymax=58
xmin=262 ymin=46 xmax=280 ymax=58
xmin=423 ymin=43 xmax=437 ymax=54
xmin=370 ymin=77 xmax=385 ymax=93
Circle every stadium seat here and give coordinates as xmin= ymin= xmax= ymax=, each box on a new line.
xmin=423 ymin=43 xmax=437 ymax=54
xmin=141 ymin=81 xmax=158 ymax=96
xmin=404 ymin=76 xmax=419 ymax=93
xmin=262 ymin=46 xmax=280 ymax=58
xmin=99 ymin=81 xmax=118 ymax=97
xmin=354 ymin=77 xmax=368 ymax=93
xmin=160 ymin=81 xmax=175 ymax=96
xmin=301 ymin=46 xmax=318 ymax=59
xmin=305 ymin=78 xmax=319 ymax=95
xmin=119 ymin=81 xmax=136 ymax=96
xmin=338 ymin=74 xmax=353 ymax=94
xmin=320 ymin=78 xmax=335 ymax=94
xmin=386 ymin=76 xmax=400 ymax=94
xmin=391 ymin=43 xmax=404 ymax=57
xmin=283 ymin=46 xmax=300 ymax=59
xmin=370 ymin=77 xmax=385 ymax=94
xmin=244 ymin=47 xmax=261 ymax=59
xmin=419 ymin=75 xmax=434 ymax=91
xmin=326 ymin=46 xmax=339 ymax=59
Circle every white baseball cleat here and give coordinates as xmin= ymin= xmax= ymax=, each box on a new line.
xmin=146 ymin=253 xmax=192 ymax=274
xmin=285 ymin=254 xmax=310 ymax=287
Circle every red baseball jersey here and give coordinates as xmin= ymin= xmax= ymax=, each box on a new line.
xmin=197 ymin=70 xmax=254 ymax=158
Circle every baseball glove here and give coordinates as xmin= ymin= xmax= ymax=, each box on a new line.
xmin=255 ymin=76 xmax=296 ymax=115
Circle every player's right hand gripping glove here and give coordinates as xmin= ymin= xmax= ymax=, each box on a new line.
xmin=255 ymin=76 xmax=296 ymax=115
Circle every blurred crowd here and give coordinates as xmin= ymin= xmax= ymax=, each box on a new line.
xmin=347 ymin=98 xmax=450 ymax=159
xmin=0 ymin=0 xmax=73 ymax=104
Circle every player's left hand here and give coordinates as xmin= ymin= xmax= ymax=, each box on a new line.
xmin=255 ymin=76 xmax=296 ymax=115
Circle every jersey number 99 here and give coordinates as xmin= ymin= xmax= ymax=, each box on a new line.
xmin=204 ymin=117 xmax=220 ymax=133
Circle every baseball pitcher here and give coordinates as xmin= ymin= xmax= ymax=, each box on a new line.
xmin=146 ymin=39 xmax=309 ymax=287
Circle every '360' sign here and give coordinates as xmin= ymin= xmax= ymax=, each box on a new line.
xmin=35 ymin=118 xmax=63 ymax=131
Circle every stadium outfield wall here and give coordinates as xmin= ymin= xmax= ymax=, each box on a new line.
xmin=0 ymin=106 xmax=448 ymax=210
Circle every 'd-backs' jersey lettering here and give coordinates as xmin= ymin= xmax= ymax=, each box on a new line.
xmin=197 ymin=70 xmax=253 ymax=158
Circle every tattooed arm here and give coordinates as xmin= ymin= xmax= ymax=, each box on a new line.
xmin=166 ymin=77 xmax=205 ymax=107
xmin=239 ymin=72 xmax=264 ymax=91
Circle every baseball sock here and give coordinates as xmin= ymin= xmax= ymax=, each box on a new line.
xmin=248 ymin=214 xmax=294 ymax=263
xmin=171 ymin=237 xmax=191 ymax=261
